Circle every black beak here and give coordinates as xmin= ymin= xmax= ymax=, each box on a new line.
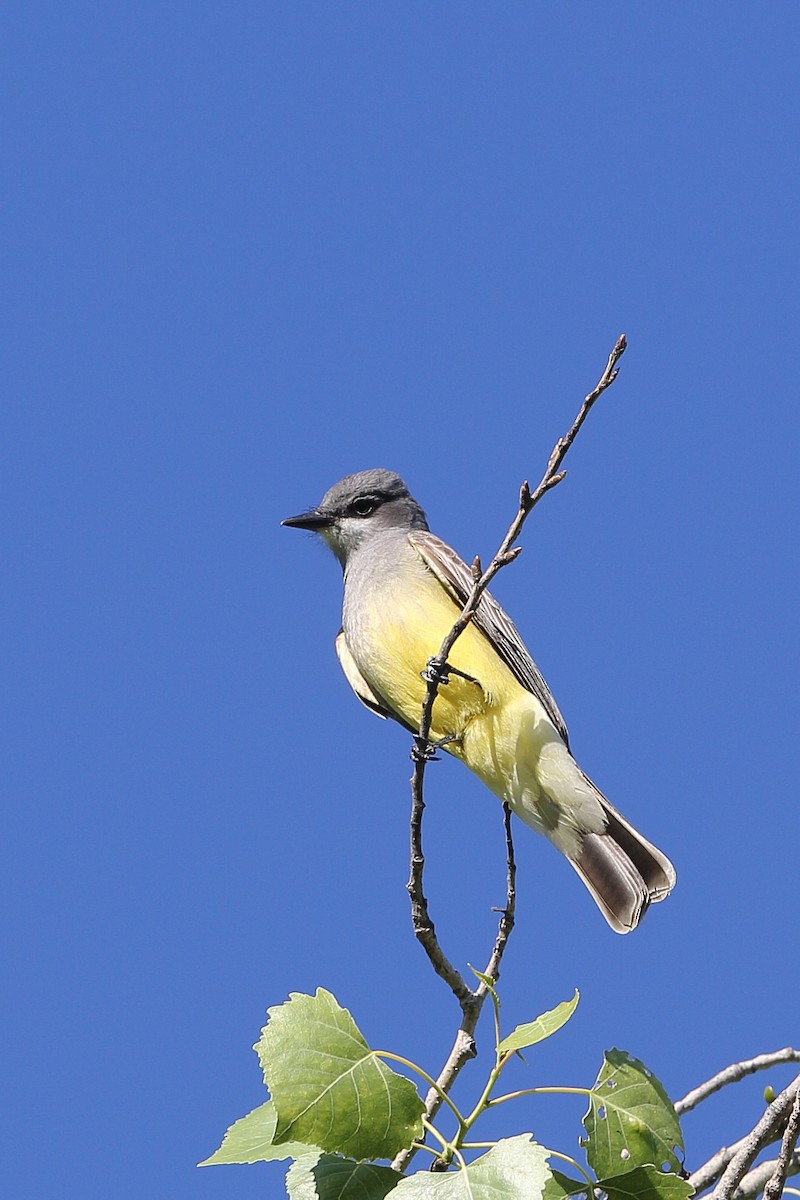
xmin=281 ymin=509 xmax=333 ymax=531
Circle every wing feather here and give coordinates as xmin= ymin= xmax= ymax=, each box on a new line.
xmin=408 ymin=529 xmax=570 ymax=746
xmin=335 ymin=629 xmax=419 ymax=733
xmin=335 ymin=629 xmax=390 ymax=719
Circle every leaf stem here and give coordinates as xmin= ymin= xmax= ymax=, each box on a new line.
xmin=547 ymin=1149 xmax=596 ymax=1187
xmin=487 ymin=1085 xmax=593 ymax=1108
xmin=376 ymin=1051 xmax=466 ymax=1130
xmin=461 ymin=1050 xmax=515 ymax=1130
xmin=421 ymin=1117 xmax=452 ymax=1153
xmin=451 ymin=1145 xmax=469 ymax=1172
xmin=411 ymin=1140 xmax=443 ymax=1159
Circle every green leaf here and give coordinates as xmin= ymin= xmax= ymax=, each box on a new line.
xmin=598 ymin=1165 xmax=693 ymax=1200
xmin=256 ymin=988 xmax=424 ymax=1161
xmin=583 ymin=1051 xmax=684 ymax=1178
xmin=498 ymin=992 xmax=579 ymax=1055
xmin=392 ymin=1135 xmax=550 ymax=1199
xmin=543 ymin=1167 xmax=591 ymax=1200
xmin=198 ymin=1100 xmax=311 ymax=1166
xmin=287 ymin=1151 xmax=404 ymax=1199
xmin=468 ymin=966 xmax=499 ymax=997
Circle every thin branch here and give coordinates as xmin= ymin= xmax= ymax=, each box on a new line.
xmin=677 ymin=1049 xmax=800 ymax=1116
xmin=690 ymin=1129 xmax=790 ymax=1197
xmin=405 ymin=765 xmax=473 ymax=1003
xmin=394 ymin=337 xmax=627 ymax=1173
xmin=484 ymin=803 xmax=516 ymax=984
xmin=732 ymin=1152 xmax=800 ymax=1200
xmin=409 ymin=333 xmax=627 ymax=766
xmin=392 ymin=805 xmax=517 ymax=1174
xmin=690 ymin=1135 xmax=762 ymax=1196
xmin=764 ymin=1088 xmax=800 ymax=1200
xmin=708 ymin=1073 xmax=800 ymax=1200
xmin=405 ymin=333 xmax=626 ymax=987
xmin=694 ymin=1150 xmax=800 ymax=1200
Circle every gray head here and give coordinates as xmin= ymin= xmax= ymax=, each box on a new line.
xmin=282 ymin=469 xmax=429 ymax=565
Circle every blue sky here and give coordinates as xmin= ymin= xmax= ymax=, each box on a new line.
xmin=2 ymin=4 xmax=798 ymax=1197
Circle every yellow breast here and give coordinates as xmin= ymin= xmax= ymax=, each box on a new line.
xmin=357 ymin=569 xmax=523 ymax=746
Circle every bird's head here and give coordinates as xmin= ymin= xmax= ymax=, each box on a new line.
xmin=282 ymin=468 xmax=428 ymax=565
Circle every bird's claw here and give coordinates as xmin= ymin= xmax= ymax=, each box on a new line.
xmin=422 ymin=657 xmax=449 ymax=686
xmin=422 ymin=658 xmax=481 ymax=688
xmin=410 ymin=737 xmax=439 ymax=763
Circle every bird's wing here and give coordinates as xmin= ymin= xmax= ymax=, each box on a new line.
xmin=408 ymin=529 xmax=570 ymax=746
xmin=335 ymin=629 xmax=390 ymax=719
xmin=335 ymin=629 xmax=419 ymax=733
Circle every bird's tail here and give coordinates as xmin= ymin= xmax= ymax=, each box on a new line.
xmin=478 ymin=707 xmax=675 ymax=933
xmin=568 ymin=772 xmax=676 ymax=934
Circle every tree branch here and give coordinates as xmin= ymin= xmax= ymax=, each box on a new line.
xmin=395 ymin=336 xmax=627 ymax=1171
xmin=707 ymin=1073 xmax=800 ymax=1200
xmin=731 ymin=1151 xmax=800 ymax=1200
xmin=690 ymin=1131 xmax=786 ymax=1196
xmin=676 ymin=1049 xmax=800 ymax=1117
xmin=763 ymin=1087 xmax=800 ymax=1200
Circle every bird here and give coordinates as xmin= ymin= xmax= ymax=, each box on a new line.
xmin=283 ymin=468 xmax=675 ymax=932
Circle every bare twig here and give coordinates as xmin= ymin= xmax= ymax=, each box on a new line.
xmin=395 ymin=337 xmax=627 ymax=1171
xmin=708 ymin=1073 xmax=800 ymax=1200
xmin=425 ymin=808 xmax=516 ymax=1114
xmin=676 ymin=1049 xmax=800 ymax=1117
xmin=484 ymin=803 xmax=516 ymax=983
xmin=764 ymin=1087 xmax=800 ymax=1200
xmin=406 ymin=333 xmax=626 ymax=980
xmin=409 ymin=333 xmax=627 ymax=766
xmin=732 ymin=1151 xmax=800 ymax=1200
xmin=690 ymin=1131 xmax=787 ymax=1196
xmin=392 ymin=804 xmax=517 ymax=1174
xmin=405 ymin=770 xmax=473 ymax=1003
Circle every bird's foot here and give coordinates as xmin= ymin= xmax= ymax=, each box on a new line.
xmin=410 ymin=732 xmax=460 ymax=763
xmin=410 ymin=737 xmax=438 ymax=763
xmin=422 ymin=657 xmax=449 ymax=685
xmin=422 ymin=658 xmax=481 ymax=688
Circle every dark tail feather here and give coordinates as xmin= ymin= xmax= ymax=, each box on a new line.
xmin=571 ymin=780 xmax=676 ymax=934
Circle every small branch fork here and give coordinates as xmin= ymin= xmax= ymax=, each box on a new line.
xmin=394 ymin=336 xmax=627 ymax=1171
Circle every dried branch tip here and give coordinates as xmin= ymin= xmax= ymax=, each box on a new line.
xmin=471 ymin=555 xmax=482 ymax=581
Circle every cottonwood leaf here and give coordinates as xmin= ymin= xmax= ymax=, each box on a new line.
xmin=256 ymin=988 xmax=424 ymax=1161
xmin=392 ymin=1135 xmax=550 ymax=1199
xmin=287 ymin=1151 xmax=404 ymax=1199
xmin=469 ymin=967 xmax=499 ymax=1000
xmin=498 ymin=992 xmax=579 ymax=1055
xmin=543 ymin=1167 xmax=591 ymax=1200
xmin=198 ymin=1100 xmax=311 ymax=1165
xmin=583 ymin=1051 xmax=683 ymax=1179
xmin=598 ymin=1165 xmax=693 ymax=1200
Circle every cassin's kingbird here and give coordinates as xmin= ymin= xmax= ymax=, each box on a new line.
xmin=283 ymin=469 xmax=675 ymax=932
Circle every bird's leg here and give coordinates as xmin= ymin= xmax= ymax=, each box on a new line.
xmin=421 ymin=657 xmax=449 ymax=686
xmin=422 ymin=657 xmax=481 ymax=688
xmin=432 ymin=732 xmax=460 ymax=751
xmin=410 ymin=732 xmax=460 ymax=763
xmin=410 ymin=736 xmax=439 ymax=763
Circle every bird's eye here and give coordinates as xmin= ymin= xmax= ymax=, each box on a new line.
xmin=351 ymin=496 xmax=376 ymax=517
